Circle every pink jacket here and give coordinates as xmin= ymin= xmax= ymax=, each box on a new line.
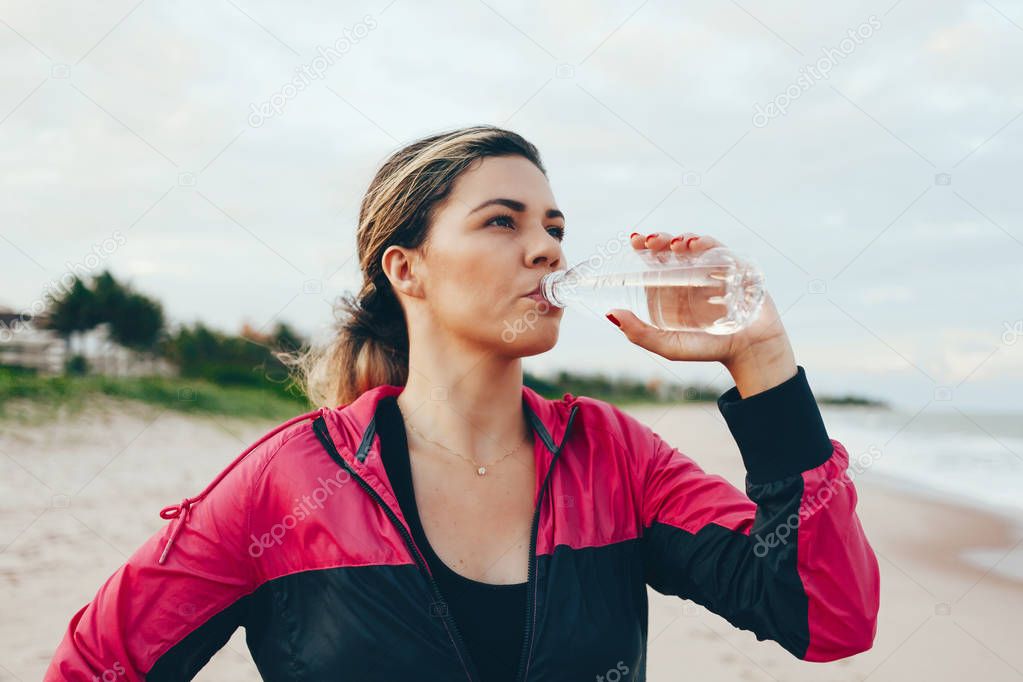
xmin=47 ymin=365 xmax=880 ymax=681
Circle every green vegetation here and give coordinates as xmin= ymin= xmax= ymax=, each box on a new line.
xmin=5 ymin=270 xmax=310 ymax=421
xmin=160 ymin=320 xmax=305 ymax=401
xmin=0 ymin=367 xmax=309 ymax=423
xmin=814 ymin=394 xmax=887 ymax=407
xmin=1 ymin=364 xmax=884 ymax=424
xmin=1 ymin=270 xmax=884 ymax=423
xmin=45 ymin=271 xmax=165 ymax=354
xmin=525 ymin=370 xmax=885 ymax=407
xmin=525 ymin=370 xmax=720 ymax=405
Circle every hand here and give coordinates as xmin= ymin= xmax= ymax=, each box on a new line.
xmin=606 ymin=232 xmax=797 ymax=395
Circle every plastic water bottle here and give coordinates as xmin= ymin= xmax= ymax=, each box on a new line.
xmin=539 ymin=240 xmax=766 ymax=334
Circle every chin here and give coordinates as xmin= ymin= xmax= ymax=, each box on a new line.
xmin=510 ymin=334 xmax=560 ymax=358
xmin=497 ymin=311 xmax=561 ymax=355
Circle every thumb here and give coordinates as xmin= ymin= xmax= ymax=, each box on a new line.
xmin=605 ymin=308 xmax=669 ymax=354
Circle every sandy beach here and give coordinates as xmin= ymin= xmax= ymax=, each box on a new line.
xmin=1 ymin=398 xmax=1020 ymax=681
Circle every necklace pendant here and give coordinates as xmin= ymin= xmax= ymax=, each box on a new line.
xmin=477 ymin=466 xmax=487 ymax=476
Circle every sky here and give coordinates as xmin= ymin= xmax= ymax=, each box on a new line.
xmin=1 ymin=0 xmax=1021 ymax=412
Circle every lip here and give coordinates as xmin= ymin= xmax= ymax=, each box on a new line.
xmin=521 ymin=283 xmax=544 ymax=301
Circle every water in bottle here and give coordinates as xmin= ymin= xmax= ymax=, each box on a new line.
xmin=538 ymin=240 xmax=765 ymax=334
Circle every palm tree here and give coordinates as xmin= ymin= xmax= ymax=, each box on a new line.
xmin=43 ymin=277 xmax=99 ymax=360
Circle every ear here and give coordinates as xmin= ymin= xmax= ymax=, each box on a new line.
xmin=381 ymin=245 xmax=425 ymax=298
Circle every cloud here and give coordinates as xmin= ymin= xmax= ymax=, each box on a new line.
xmin=0 ymin=0 xmax=1019 ymax=409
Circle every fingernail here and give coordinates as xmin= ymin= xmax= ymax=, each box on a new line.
xmin=629 ymin=232 xmax=640 ymax=239
xmin=606 ymin=313 xmax=621 ymax=327
xmin=686 ymin=236 xmax=699 ymax=247
xmin=669 ymin=236 xmax=683 ymax=245
xmin=645 ymin=233 xmax=657 ymax=242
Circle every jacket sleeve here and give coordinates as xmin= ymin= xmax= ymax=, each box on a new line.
xmin=44 ymin=431 xmax=267 ymax=681
xmin=637 ymin=365 xmax=880 ymax=662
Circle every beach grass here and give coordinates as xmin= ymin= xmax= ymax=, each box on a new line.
xmin=0 ymin=367 xmax=885 ymax=427
xmin=0 ymin=369 xmax=310 ymax=424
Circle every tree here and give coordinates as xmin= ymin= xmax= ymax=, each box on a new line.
xmin=270 ymin=322 xmax=303 ymax=353
xmin=43 ymin=278 xmax=99 ymax=356
xmin=43 ymin=270 xmax=166 ymax=363
xmin=110 ymin=293 xmax=164 ymax=350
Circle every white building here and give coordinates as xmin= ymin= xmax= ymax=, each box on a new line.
xmin=0 ymin=307 xmax=176 ymax=377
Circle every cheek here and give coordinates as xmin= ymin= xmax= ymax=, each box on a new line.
xmin=426 ymin=254 xmax=508 ymax=322
xmin=430 ymin=244 xmax=510 ymax=303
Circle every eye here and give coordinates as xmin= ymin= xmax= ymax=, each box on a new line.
xmin=487 ymin=214 xmax=516 ymax=229
xmin=487 ymin=214 xmax=566 ymax=242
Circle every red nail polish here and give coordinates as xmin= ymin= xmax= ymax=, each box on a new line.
xmin=669 ymin=237 xmax=683 ymax=245
xmin=645 ymin=234 xmax=657 ymax=241
xmin=686 ymin=236 xmax=699 ymax=246
xmin=606 ymin=313 xmax=621 ymax=327
xmin=629 ymin=232 xmax=640 ymax=239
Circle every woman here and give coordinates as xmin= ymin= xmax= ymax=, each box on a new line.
xmin=47 ymin=125 xmax=880 ymax=681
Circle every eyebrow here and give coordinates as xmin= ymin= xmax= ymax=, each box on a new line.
xmin=468 ymin=197 xmax=565 ymax=221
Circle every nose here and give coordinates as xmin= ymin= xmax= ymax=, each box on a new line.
xmin=524 ymin=225 xmax=561 ymax=269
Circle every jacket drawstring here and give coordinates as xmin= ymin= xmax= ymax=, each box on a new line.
xmin=158 ymin=498 xmax=193 ymax=564
xmin=156 ymin=407 xmax=327 ymax=565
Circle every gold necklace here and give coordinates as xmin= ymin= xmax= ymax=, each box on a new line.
xmin=397 ymin=404 xmax=531 ymax=477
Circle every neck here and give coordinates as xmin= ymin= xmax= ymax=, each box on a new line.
xmin=395 ymin=337 xmax=532 ymax=467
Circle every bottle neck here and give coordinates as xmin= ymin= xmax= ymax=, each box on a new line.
xmin=540 ymin=270 xmax=568 ymax=308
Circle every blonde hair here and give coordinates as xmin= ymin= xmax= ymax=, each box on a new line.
xmin=283 ymin=125 xmax=547 ymax=407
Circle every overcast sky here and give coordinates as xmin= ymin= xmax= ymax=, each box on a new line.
xmin=2 ymin=0 xmax=1021 ymax=412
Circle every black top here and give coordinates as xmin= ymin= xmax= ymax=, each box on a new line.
xmin=375 ymin=395 xmax=527 ymax=682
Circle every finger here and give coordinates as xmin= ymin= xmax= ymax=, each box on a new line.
xmin=667 ymin=233 xmax=708 ymax=263
xmin=629 ymin=230 xmax=670 ymax=266
xmin=667 ymin=233 xmax=724 ymax=255
xmin=642 ymin=231 xmax=672 ymax=250
xmin=605 ymin=308 xmax=673 ymax=355
xmin=668 ymin=233 xmax=691 ymax=255
xmin=685 ymin=234 xmax=725 ymax=254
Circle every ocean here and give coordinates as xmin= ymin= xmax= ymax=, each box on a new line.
xmin=821 ymin=405 xmax=1023 ymax=520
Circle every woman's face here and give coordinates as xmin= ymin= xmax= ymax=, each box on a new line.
xmin=392 ymin=154 xmax=567 ymax=358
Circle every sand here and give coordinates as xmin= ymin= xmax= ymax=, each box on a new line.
xmin=1 ymin=398 xmax=1019 ymax=681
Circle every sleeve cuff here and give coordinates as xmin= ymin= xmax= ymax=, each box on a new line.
xmin=716 ymin=365 xmax=834 ymax=483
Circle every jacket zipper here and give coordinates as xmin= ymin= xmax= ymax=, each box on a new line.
xmin=311 ymin=416 xmax=480 ymax=682
xmin=513 ymin=403 xmax=580 ymax=682
xmin=313 ymin=402 xmax=580 ymax=682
